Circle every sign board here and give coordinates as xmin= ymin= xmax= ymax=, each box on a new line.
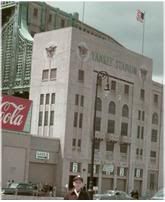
xmin=119 ymin=167 xmax=125 ymax=176
xmin=1 ymin=95 xmax=32 ymax=132
xmin=136 ymin=169 xmax=141 ymax=178
xmin=72 ymin=162 xmax=78 ymax=173
xmin=102 ymin=164 xmax=114 ymax=172
xmin=36 ymin=151 xmax=49 ymax=160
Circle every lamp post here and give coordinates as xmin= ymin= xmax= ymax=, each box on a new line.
xmin=88 ymin=70 xmax=110 ymax=200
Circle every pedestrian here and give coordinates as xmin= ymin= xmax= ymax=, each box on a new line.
xmin=6 ymin=180 xmax=11 ymax=188
xmin=64 ymin=175 xmax=90 ymax=200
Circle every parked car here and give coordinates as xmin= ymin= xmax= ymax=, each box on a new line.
xmin=151 ymin=188 xmax=165 ymax=200
xmin=1 ymin=182 xmax=34 ymax=195
xmin=94 ymin=190 xmax=133 ymax=200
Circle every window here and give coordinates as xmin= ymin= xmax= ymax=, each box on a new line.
xmin=140 ymin=89 xmax=145 ymax=100
xmin=150 ymin=151 xmax=156 ymax=158
xmin=79 ymin=113 xmax=83 ymax=128
xmin=137 ymin=126 xmax=140 ymax=138
xmin=50 ymin=68 xmax=57 ymax=80
xmin=96 ymin=97 xmax=102 ymax=111
xmin=150 ymin=173 xmax=156 ymax=190
xmin=122 ymin=104 xmax=129 ymax=117
xmin=151 ymin=129 xmax=157 ymax=142
xmin=61 ymin=19 xmax=65 ymax=27
xmin=51 ymin=93 xmax=55 ymax=104
xmin=75 ymin=94 xmax=79 ymax=105
xmin=106 ymin=141 xmax=114 ymax=152
xmin=142 ymin=111 xmax=145 ymax=121
xmin=124 ymin=84 xmax=129 ymax=95
xmin=111 ymin=80 xmax=116 ymax=91
xmin=72 ymin=139 xmax=76 ymax=147
xmin=107 ymin=120 xmax=115 ymax=133
xmin=73 ymin=112 xmax=78 ymax=127
xmin=78 ymin=139 xmax=81 ymax=147
xmin=80 ymin=95 xmax=84 ymax=107
xmin=136 ymin=148 xmax=139 ymax=155
xmin=154 ymin=94 xmax=158 ymax=104
xmin=94 ymin=139 xmax=100 ymax=150
xmin=120 ymin=144 xmax=127 ymax=153
xmin=46 ymin=94 xmax=50 ymax=105
xmin=109 ymin=101 xmax=116 ymax=114
xmin=121 ymin=122 xmax=128 ymax=136
xmin=140 ymin=149 xmax=143 ymax=156
xmin=44 ymin=111 xmax=48 ymax=126
xmin=38 ymin=111 xmax=43 ymax=126
xmin=138 ymin=110 xmax=141 ymax=120
xmin=42 ymin=69 xmax=49 ymax=80
xmin=95 ymin=117 xmax=101 ymax=131
xmin=50 ymin=111 xmax=54 ymax=125
xmin=152 ymin=113 xmax=158 ymax=125
xmin=78 ymin=70 xmax=84 ymax=82
xmin=40 ymin=94 xmax=44 ymax=105
xmin=141 ymin=127 xmax=144 ymax=139
xmin=117 ymin=167 xmax=127 ymax=177
xmin=88 ymin=164 xmax=99 ymax=174
xmin=33 ymin=8 xmax=38 ymax=17
xmin=48 ymin=14 xmax=52 ymax=23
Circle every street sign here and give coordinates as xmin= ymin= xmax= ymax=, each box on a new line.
xmin=36 ymin=151 xmax=49 ymax=160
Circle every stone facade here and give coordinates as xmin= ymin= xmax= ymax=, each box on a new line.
xmin=30 ymin=27 xmax=163 ymax=195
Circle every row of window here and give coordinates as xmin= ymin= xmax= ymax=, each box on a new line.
xmin=38 ymin=110 xmax=54 ymax=126
xmin=72 ymin=138 xmax=81 ymax=148
xmin=94 ymin=117 xmax=128 ymax=136
xmin=70 ymin=162 xmax=143 ymax=178
xmin=42 ymin=68 xmax=57 ymax=80
xmin=33 ymin=8 xmax=66 ymax=27
xmin=40 ymin=93 xmax=55 ymax=105
xmin=73 ymin=112 xmax=83 ymax=128
xmin=75 ymin=94 xmax=84 ymax=106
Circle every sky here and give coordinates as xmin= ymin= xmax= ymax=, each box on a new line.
xmin=48 ymin=1 xmax=163 ymax=83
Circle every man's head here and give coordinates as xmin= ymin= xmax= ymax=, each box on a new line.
xmin=73 ymin=175 xmax=84 ymax=191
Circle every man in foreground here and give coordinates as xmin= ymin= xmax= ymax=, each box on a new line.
xmin=64 ymin=175 xmax=90 ymax=200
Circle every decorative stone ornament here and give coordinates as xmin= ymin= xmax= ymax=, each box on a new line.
xmin=45 ymin=45 xmax=56 ymax=58
xmin=77 ymin=42 xmax=89 ymax=61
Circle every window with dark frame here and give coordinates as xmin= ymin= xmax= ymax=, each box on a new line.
xmin=45 ymin=94 xmax=50 ymax=105
xmin=111 ymin=80 xmax=116 ymax=91
xmin=33 ymin=8 xmax=38 ymax=17
xmin=75 ymin=94 xmax=79 ymax=105
xmin=95 ymin=117 xmax=101 ymax=131
xmin=124 ymin=84 xmax=129 ymax=95
xmin=48 ymin=14 xmax=52 ymax=23
xmin=78 ymin=139 xmax=81 ymax=147
xmin=72 ymin=139 xmax=76 ymax=147
xmin=121 ymin=122 xmax=128 ymax=136
xmin=137 ymin=126 xmax=140 ymax=138
xmin=94 ymin=139 xmax=100 ymax=150
xmin=51 ymin=93 xmax=55 ymax=104
xmin=73 ymin=112 xmax=78 ymax=127
xmin=106 ymin=141 xmax=114 ymax=152
xmin=79 ymin=113 xmax=83 ymax=128
xmin=151 ymin=129 xmax=157 ymax=142
xmin=140 ymin=89 xmax=145 ymax=100
xmin=50 ymin=111 xmax=54 ymax=125
xmin=38 ymin=111 xmax=43 ymax=126
xmin=150 ymin=150 xmax=156 ymax=158
xmin=42 ymin=69 xmax=49 ymax=80
xmin=154 ymin=94 xmax=158 ymax=104
xmin=122 ymin=104 xmax=129 ymax=117
xmin=107 ymin=120 xmax=115 ymax=133
xmin=120 ymin=144 xmax=127 ymax=153
xmin=78 ymin=70 xmax=84 ymax=82
xmin=109 ymin=101 xmax=116 ymax=114
xmin=50 ymin=68 xmax=57 ymax=80
xmin=44 ymin=111 xmax=48 ymax=126
xmin=80 ymin=95 xmax=84 ymax=107
xmin=96 ymin=97 xmax=102 ymax=111
xmin=40 ymin=94 xmax=44 ymax=105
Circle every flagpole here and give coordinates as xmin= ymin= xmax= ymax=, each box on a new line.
xmin=142 ymin=11 xmax=145 ymax=55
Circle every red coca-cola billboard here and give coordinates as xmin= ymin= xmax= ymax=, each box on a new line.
xmin=1 ymin=95 xmax=32 ymax=132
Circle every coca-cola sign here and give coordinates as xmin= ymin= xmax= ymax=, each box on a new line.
xmin=1 ymin=95 xmax=32 ymax=131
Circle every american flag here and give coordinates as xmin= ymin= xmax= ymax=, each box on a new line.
xmin=136 ymin=9 xmax=145 ymax=23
